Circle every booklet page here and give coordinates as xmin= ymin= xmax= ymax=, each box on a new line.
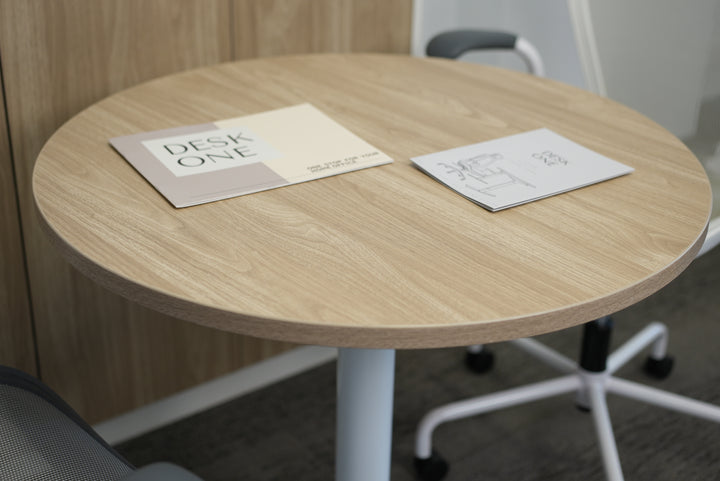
xmin=411 ymin=128 xmax=633 ymax=211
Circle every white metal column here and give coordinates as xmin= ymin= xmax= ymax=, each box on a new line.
xmin=336 ymin=348 xmax=396 ymax=481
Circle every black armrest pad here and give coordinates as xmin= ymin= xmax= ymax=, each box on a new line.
xmin=426 ymin=30 xmax=518 ymax=59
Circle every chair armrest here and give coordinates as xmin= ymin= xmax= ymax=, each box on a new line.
xmin=426 ymin=29 xmax=545 ymax=77
xmin=426 ymin=29 xmax=517 ymax=59
xmin=119 ymin=463 xmax=204 ymax=481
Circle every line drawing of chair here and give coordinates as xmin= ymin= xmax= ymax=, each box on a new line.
xmin=442 ymin=153 xmax=536 ymax=197
xmin=414 ymin=28 xmax=720 ymax=481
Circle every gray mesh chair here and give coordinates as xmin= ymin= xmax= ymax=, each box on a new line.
xmin=414 ymin=29 xmax=720 ymax=481
xmin=0 ymin=365 xmax=203 ymax=481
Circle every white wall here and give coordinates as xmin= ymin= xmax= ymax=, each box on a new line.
xmin=412 ymin=0 xmax=587 ymax=89
xmin=702 ymin=2 xmax=720 ymax=100
xmin=587 ymin=0 xmax=717 ymax=138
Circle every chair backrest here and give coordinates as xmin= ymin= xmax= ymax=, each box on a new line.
xmin=0 ymin=366 xmax=135 ymax=481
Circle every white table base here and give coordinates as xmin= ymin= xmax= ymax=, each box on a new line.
xmin=336 ymin=348 xmax=396 ymax=481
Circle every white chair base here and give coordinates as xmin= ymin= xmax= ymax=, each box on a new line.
xmin=414 ymin=321 xmax=720 ymax=481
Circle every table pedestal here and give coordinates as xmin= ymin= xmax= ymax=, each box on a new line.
xmin=336 ymin=348 xmax=396 ymax=481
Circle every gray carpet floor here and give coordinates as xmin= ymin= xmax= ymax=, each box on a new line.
xmin=116 ymin=244 xmax=720 ymax=480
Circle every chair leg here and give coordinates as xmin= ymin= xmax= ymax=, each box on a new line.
xmin=585 ymin=374 xmax=625 ymax=481
xmin=414 ymin=375 xmax=579 ymax=458
xmin=607 ymin=322 xmax=669 ymax=374
xmin=509 ymin=337 xmax=577 ymax=373
xmin=606 ymin=377 xmax=720 ymax=423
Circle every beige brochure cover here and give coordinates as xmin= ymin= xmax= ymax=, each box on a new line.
xmin=109 ymin=103 xmax=393 ymax=207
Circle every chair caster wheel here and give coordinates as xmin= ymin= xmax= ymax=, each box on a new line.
xmin=643 ymin=355 xmax=674 ymax=379
xmin=465 ymin=349 xmax=494 ymax=374
xmin=414 ymin=450 xmax=449 ymax=481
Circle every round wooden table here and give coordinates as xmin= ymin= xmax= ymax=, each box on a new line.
xmin=33 ymin=54 xmax=712 ymax=481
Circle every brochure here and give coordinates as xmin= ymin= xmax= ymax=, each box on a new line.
xmin=110 ymin=103 xmax=393 ymax=207
xmin=410 ymin=128 xmax=633 ymax=211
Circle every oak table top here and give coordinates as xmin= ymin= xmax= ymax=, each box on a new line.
xmin=33 ymin=53 xmax=712 ymax=350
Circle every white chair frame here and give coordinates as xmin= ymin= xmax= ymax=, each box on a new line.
xmin=415 ymin=218 xmax=720 ymax=481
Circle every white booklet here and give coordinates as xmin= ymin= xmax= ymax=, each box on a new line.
xmin=110 ymin=104 xmax=393 ymax=207
xmin=411 ymin=128 xmax=633 ymax=212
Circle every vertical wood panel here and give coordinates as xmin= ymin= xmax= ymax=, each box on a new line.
xmin=232 ymin=0 xmax=412 ymax=58
xmin=0 ymin=64 xmax=36 ymax=375
xmin=0 ymin=0 xmax=413 ymax=423
xmin=0 ymin=0 xmax=294 ymax=423
xmin=233 ymin=0 xmax=347 ymax=57
xmin=347 ymin=0 xmax=413 ymax=53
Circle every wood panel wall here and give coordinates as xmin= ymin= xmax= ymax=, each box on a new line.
xmin=233 ymin=0 xmax=412 ymax=58
xmin=0 ymin=0 xmax=412 ymax=423
xmin=0 ymin=62 xmax=36 ymax=375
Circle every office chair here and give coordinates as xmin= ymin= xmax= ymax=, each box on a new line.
xmin=414 ymin=30 xmax=720 ymax=481
xmin=0 ymin=365 xmax=203 ymax=481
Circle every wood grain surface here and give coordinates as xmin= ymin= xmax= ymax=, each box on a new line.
xmin=34 ymin=54 xmax=712 ymax=349
xmin=232 ymin=0 xmax=412 ymax=58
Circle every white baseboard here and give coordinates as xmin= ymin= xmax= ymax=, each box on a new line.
xmin=93 ymin=346 xmax=338 ymax=445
